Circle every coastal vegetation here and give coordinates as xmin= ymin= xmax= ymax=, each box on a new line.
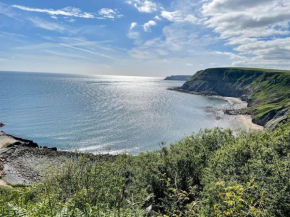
xmin=0 ymin=122 xmax=290 ymax=216
xmin=0 ymin=67 xmax=290 ymax=216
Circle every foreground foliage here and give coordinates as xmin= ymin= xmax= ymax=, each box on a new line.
xmin=1 ymin=123 xmax=290 ymax=216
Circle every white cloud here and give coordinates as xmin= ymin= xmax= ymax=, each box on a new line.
xmin=161 ymin=11 xmax=178 ymax=21
xmin=130 ymin=22 xmax=137 ymax=30
xmin=202 ymin=0 xmax=290 ymax=38
xmin=98 ymin=8 xmax=123 ymax=19
xmin=203 ymin=0 xmax=275 ymax=14
xmin=128 ymin=23 xmax=140 ymax=42
xmin=154 ymin=16 xmax=161 ymax=20
xmin=126 ymin=0 xmax=157 ymax=13
xmin=143 ymin=20 xmax=156 ymax=32
xmin=202 ymin=0 xmax=290 ymax=67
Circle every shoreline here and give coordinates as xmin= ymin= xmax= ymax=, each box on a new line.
xmin=169 ymin=87 xmax=264 ymax=132
xmin=0 ymin=88 xmax=263 ymax=187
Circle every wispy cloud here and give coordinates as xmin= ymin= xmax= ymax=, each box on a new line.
xmin=28 ymin=17 xmax=65 ymax=32
xmin=0 ymin=2 xmax=15 ymax=17
xmin=0 ymin=31 xmax=27 ymax=38
xmin=60 ymin=43 xmax=116 ymax=60
xmin=12 ymin=5 xmax=123 ymax=20
xmin=129 ymin=20 xmax=214 ymax=60
xmin=12 ymin=5 xmax=95 ymax=19
xmin=143 ymin=20 xmax=156 ymax=32
xmin=44 ymin=50 xmax=96 ymax=61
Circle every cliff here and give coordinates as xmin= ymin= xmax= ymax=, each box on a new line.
xmin=180 ymin=67 xmax=290 ymax=128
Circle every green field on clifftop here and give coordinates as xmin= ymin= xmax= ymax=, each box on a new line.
xmin=222 ymin=67 xmax=290 ymax=74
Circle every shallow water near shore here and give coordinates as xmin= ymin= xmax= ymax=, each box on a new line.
xmin=0 ymin=71 xmax=241 ymax=154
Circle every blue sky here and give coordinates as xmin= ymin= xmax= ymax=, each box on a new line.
xmin=0 ymin=0 xmax=290 ymax=76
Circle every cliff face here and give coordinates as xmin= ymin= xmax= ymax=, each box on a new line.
xmin=181 ymin=68 xmax=290 ymax=128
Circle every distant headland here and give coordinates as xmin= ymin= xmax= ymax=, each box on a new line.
xmin=164 ymin=75 xmax=191 ymax=81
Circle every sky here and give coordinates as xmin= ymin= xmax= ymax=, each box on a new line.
xmin=0 ymin=0 xmax=290 ymax=77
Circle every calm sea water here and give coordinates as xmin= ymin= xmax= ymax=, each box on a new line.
xmin=0 ymin=72 xmax=229 ymax=154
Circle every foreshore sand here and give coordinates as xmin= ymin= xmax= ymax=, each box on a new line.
xmin=223 ymin=97 xmax=264 ymax=131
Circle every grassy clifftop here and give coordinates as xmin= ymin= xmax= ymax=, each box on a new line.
xmin=182 ymin=67 xmax=290 ymax=127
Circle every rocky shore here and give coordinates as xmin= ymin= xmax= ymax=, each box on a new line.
xmin=0 ymin=131 xmax=69 ymax=185
xmin=0 ymin=129 xmax=112 ymax=186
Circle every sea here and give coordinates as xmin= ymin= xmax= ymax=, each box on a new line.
xmin=0 ymin=72 xmax=231 ymax=154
